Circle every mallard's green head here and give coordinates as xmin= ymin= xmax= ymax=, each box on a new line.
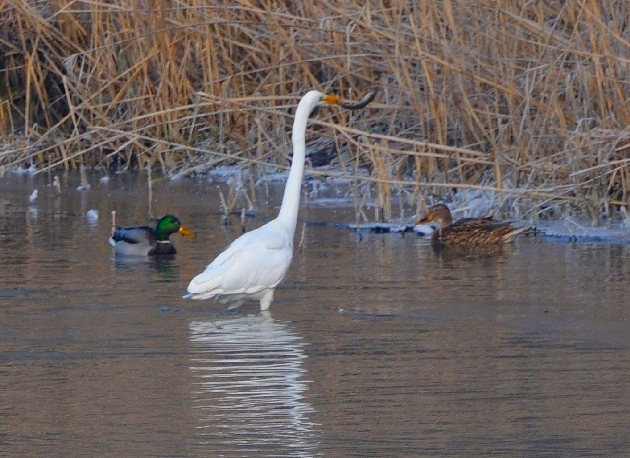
xmin=155 ymin=215 xmax=196 ymax=241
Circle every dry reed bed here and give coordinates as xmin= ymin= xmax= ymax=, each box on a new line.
xmin=1 ymin=0 xmax=630 ymax=222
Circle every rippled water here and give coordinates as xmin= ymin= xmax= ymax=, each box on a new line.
xmin=1 ymin=172 xmax=630 ymax=456
xmin=190 ymin=314 xmax=318 ymax=455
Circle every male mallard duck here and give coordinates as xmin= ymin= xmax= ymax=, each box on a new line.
xmin=416 ymin=204 xmax=528 ymax=247
xmin=109 ymin=215 xmax=195 ymax=256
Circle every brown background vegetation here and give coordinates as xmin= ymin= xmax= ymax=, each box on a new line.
xmin=1 ymin=0 xmax=630 ymax=221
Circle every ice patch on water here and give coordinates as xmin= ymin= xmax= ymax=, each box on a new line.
xmin=12 ymin=164 xmax=38 ymax=176
xmin=344 ymin=217 xmax=421 ymax=234
xmin=207 ymin=166 xmax=253 ymax=181
xmin=413 ymin=223 xmax=438 ymax=236
xmin=173 ymin=164 xmax=630 ymax=243
xmin=86 ymin=209 xmax=99 ymax=225
xmin=535 ymin=219 xmax=630 ymax=242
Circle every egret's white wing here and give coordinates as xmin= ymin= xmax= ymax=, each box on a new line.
xmin=187 ymin=221 xmax=293 ymax=298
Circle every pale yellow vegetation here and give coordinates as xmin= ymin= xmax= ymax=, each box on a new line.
xmin=1 ymin=0 xmax=629 ymax=221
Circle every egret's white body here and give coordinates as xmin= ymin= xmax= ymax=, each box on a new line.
xmin=185 ymin=90 xmax=341 ymax=310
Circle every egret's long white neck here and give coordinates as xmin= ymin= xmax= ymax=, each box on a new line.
xmin=276 ymin=92 xmax=321 ymax=236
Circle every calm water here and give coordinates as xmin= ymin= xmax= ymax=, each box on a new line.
xmin=1 ymin=172 xmax=630 ymax=457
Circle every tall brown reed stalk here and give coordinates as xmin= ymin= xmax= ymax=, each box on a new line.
xmin=1 ymin=0 xmax=630 ymax=220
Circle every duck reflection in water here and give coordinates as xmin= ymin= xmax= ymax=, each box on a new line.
xmin=189 ymin=312 xmax=319 ymax=456
xmin=110 ymin=254 xmax=183 ymax=282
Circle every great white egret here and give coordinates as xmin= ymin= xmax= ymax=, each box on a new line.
xmin=185 ymin=90 xmax=374 ymax=310
xmin=109 ymin=215 xmax=196 ymax=256
xmin=415 ymin=204 xmax=529 ymax=247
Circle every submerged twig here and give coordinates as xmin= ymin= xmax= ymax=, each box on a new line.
xmin=219 ymin=189 xmax=229 ymax=226
xmin=147 ymin=162 xmax=154 ymax=219
xmin=111 ymin=211 xmax=116 ymax=236
xmin=298 ymin=222 xmax=307 ymax=251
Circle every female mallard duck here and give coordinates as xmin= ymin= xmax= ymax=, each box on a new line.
xmin=416 ymin=204 xmax=528 ymax=248
xmin=109 ymin=215 xmax=195 ymax=256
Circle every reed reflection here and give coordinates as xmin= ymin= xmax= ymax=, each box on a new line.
xmin=189 ymin=312 xmax=319 ymax=457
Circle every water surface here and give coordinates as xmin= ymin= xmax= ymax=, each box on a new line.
xmin=1 ymin=172 xmax=630 ymax=456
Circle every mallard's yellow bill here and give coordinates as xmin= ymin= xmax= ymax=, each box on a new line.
xmin=178 ymin=226 xmax=196 ymax=238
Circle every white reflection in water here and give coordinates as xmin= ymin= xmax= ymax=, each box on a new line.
xmin=189 ymin=312 xmax=319 ymax=457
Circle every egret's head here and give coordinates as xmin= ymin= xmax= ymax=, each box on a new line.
xmin=300 ymin=90 xmax=375 ymax=112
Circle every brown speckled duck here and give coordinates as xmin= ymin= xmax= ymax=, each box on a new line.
xmin=416 ymin=204 xmax=528 ymax=248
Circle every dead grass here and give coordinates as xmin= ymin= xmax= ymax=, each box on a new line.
xmin=1 ymin=0 xmax=630 ymax=221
